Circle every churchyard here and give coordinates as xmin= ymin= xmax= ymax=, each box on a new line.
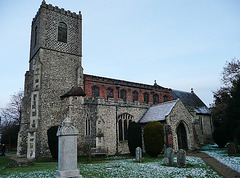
xmin=0 ymin=144 xmax=239 ymax=177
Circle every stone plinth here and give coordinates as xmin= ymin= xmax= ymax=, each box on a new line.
xmin=55 ymin=117 xmax=82 ymax=178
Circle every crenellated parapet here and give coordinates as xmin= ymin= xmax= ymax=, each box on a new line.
xmin=84 ymin=97 xmax=151 ymax=108
xmin=32 ymin=0 xmax=82 ymax=26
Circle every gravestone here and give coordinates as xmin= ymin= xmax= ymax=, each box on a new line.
xmin=55 ymin=117 xmax=82 ymax=178
xmin=227 ymin=143 xmax=239 ymax=156
xmin=163 ymin=157 xmax=169 ymax=166
xmin=177 ymin=149 xmax=186 ymax=168
xmin=135 ymin=147 xmax=142 ymax=163
xmin=164 ymin=148 xmax=174 ymax=166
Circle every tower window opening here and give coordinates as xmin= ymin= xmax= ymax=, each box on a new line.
xmin=58 ymin=22 xmax=67 ymax=43
xmin=34 ymin=26 xmax=37 ymax=47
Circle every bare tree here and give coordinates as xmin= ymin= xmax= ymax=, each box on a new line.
xmin=0 ymin=90 xmax=23 ymax=126
xmin=221 ymin=57 xmax=240 ymax=88
xmin=0 ymin=90 xmax=23 ymax=148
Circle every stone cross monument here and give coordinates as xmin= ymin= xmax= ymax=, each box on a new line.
xmin=55 ymin=117 xmax=82 ymax=178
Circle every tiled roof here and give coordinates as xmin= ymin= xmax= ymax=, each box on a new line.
xmin=61 ymin=86 xmax=86 ymax=98
xmin=138 ymin=99 xmax=178 ymax=123
xmin=172 ymin=90 xmax=211 ymax=115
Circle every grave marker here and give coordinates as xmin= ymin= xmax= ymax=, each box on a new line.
xmin=164 ymin=148 xmax=174 ymax=166
xmin=177 ymin=149 xmax=186 ymax=168
xmin=55 ymin=117 xmax=82 ymax=178
xmin=135 ymin=147 xmax=142 ymax=163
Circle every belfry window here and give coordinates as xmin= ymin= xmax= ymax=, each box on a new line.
xmin=132 ymin=91 xmax=138 ymax=102
xmin=153 ymin=94 xmax=159 ymax=104
xmin=107 ymin=88 xmax=114 ymax=99
xmin=58 ymin=22 xmax=67 ymax=43
xmin=120 ymin=89 xmax=127 ymax=102
xmin=118 ymin=114 xmax=133 ymax=141
xmin=92 ymin=86 xmax=99 ymax=98
xmin=144 ymin=93 xmax=149 ymax=103
xmin=34 ymin=26 xmax=37 ymax=47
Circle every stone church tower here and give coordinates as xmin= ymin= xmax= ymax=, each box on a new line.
xmin=17 ymin=0 xmax=84 ymax=159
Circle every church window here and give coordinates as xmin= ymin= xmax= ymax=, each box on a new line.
xmin=32 ymin=112 xmax=36 ymax=116
xmin=120 ymin=89 xmax=127 ymax=102
xmin=119 ymin=119 xmax=123 ymax=141
xmin=107 ymin=88 xmax=114 ymax=99
xmin=154 ymin=94 xmax=159 ymax=104
xmin=144 ymin=93 xmax=149 ymax=103
xmin=118 ymin=114 xmax=133 ymax=141
xmin=92 ymin=86 xmax=99 ymax=98
xmin=199 ymin=116 xmax=204 ymax=134
xmin=85 ymin=118 xmax=91 ymax=135
xmin=124 ymin=120 xmax=128 ymax=140
xmin=58 ymin=22 xmax=67 ymax=43
xmin=34 ymin=26 xmax=37 ymax=47
xmin=132 ymin=91 xmax=138 ymax=102
xmin=163 ymin=95 xmax=168 ymax=102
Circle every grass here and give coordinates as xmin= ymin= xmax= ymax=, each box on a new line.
xmin=0 ymin=156 xmax=16 ymax=170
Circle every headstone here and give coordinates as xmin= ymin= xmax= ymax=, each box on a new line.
xmin=55 ymin=117 xmax=82 ymax=178
xmin=135 ymin=147 xmax=142 ymax=163
xmin=177 ymin=149 xmax=186 ymax=168
xmin=227 ymin=143 xmax=239 ymax=156
xmin=163 ymin=157 xmax=169 ymax=166
xmin=164 ymin=148 xmax=174 ymax=166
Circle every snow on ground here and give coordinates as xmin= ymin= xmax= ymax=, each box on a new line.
xmin=79 ymin=157 xmax=221 ymax=177
xmin=202 ymin=144 xmax=240 ymax=173
xmin=2 ymin=156 xmax=221 ymax=178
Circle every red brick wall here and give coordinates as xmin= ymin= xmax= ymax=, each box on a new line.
xmin=84 ymin=74 xmax=172 ymax=104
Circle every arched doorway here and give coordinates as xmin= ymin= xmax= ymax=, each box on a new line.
xmin=177 ymin=123 xmax=188 ymax=150
xmin=47 ymin=126 xmax=59 ymax=159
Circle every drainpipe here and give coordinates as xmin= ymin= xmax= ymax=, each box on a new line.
xmin=116 ymin=105 xmax=118 ymax=154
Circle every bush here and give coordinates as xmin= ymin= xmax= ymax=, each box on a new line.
xmin=47 ymin=126 xmax=59 ymax=159
xmin=128 ymin=122 xmax=142 ymax=156
xmin=213 ymin=126 xmax=228 ymax=148
xmin=235 ymin=126 xmax=240 ymax=145
xmin=143 ymin=121 xmax=164 ymax=157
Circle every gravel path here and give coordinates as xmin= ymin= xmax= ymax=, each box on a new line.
xmin=187 ymin=152 xmax=240 ymax=178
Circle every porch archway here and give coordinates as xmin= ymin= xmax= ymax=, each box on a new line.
xmin=177 ymin=123 xmax=188 ymax=150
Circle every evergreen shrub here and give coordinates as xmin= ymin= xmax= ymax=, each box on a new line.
xmin=128 ymin=122 xmax=142 ymax=156
xmin=213 ymin=126 xmax=228 ymax=148
xmin=143 ymin=121 xmax=164 ymax=157
xmin=47 ymin=126 xmax=59 ymax=159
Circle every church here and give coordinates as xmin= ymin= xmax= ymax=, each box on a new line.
xmin=17 ymin=1 xmax=213 ymax=159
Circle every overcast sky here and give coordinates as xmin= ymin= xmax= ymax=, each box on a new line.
xmin=0 ymin=0 xmax=240 ymax=108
